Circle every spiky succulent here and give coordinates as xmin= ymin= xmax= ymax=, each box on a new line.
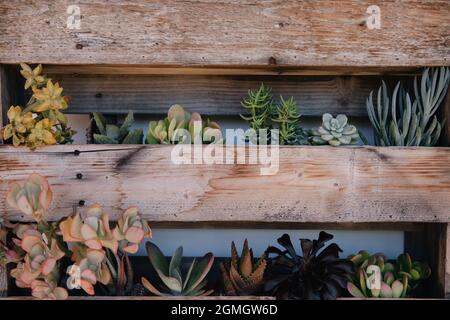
xmin=142 ymin=242 xmax=214 ymax=296
xmin=310 ymin=113 xmax=360 ymax=146
xmin=93 ymin=111 xmax=143 ymax=144
xmin=271 ymin=96 xmax=301 ymax=145
xmin=264 ymin=232 xmax=353 ymax=300
xmin=367 ymin=67 xmax=449 ymax=146
xmin=346 ymin=251 xmax=431 ymax=298
xmin=146 ymin=104 xmax=222 ymax=144
xmin=240 ymin=84 xmax=273 ymax=133
xmin=220 ymin=239 xmax=267 ymax=296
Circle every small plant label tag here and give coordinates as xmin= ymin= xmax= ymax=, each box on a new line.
xmin=67 ymin=5 xmax=81 ymax=30
xmin=366 ymin=5 xmax=381 ymax=30
xmin=366 ymin=265 xmax=382 ymax=290
xmin=66 ymin=265 xmax=81 ymax=290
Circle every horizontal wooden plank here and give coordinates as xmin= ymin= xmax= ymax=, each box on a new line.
xmin=0 ymin=1 xmax=449 ymax=67
xmin=52 ymin=74 xmax=384 ymax=116
xmin=44 ymin=65 xmax=423 ymax=76
xmin=0 ymin=145 xmax=448 ymax=224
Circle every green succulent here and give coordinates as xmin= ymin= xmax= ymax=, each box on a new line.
xmin=310 ymin=113 xmax=359 ymax=146
xmin=240 ymin=84 xmax=273 ymax=132
xmin=271 ymin=96 xmax=302 ymax=145
xmin=366 ymin=67 xmax=449 ymax=146
xmin=146 ymin=104 xmax=222 ymax=144
xmin=93 ymin=111 xmax=143 ymax=144
xmin=141 ymin=242 xmax=214 ymax=296
xmin=346 ymin=251 xmax=430 ymax=298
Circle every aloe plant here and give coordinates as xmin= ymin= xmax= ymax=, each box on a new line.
xmin=141 ymin=242 xmax=214 ymax=296
xmin=366 ymin=67 xmax=449 ymax=146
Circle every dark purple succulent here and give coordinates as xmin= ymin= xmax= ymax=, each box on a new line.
xmin=264 ymin=231 xmax=353 ymax=300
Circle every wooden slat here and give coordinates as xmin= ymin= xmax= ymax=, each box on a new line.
xmin=446 ymin=225 xmax=450 ymax=298
xmin=0 ymin=266 xmax=6 ymax=297
xmin=0 ymin=145 xmax=448 ymax=224
xmin=44 ymin=65 xmax=423 ymax=76
xmin=51 ymin=74 xmax=384 ymax=116
xmin=0 ymin=1 xmax=449 ymax=67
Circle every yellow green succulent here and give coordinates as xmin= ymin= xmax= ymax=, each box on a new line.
xmin=0 ymin=63 xmax=75 ymax=149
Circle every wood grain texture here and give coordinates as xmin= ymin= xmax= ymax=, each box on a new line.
xmin=0 ymin=1 xmax=449 ymax=67
xmin=0 ymin=145 xmax=448 ymax=224
xmin=446 ymin=224 xmax=450 ymax=298
xmin=0 ymin=266 xmax=6 ymax=297
xmin=51 ymin=74 xmax=383 ymax=116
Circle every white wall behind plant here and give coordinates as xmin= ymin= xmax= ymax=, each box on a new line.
xmin=67 ymin=114 xmax=404 ymax=258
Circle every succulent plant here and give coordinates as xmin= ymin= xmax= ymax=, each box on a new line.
xmin=366 ymin=67 xmax=449 ymax=146
xmin=146 ymin=104 xmax=222 ymax=144
xmin=240 ymin=84 xmax=273 ymax=133
xmin=220 ymin=239 xmax=267 ymax=296
xmin=93 ymin=111 xmax=143 ymax=144
xmin=264 ymin=232 xmax=353 ymax=300
xmin=142 ymin=241 xmax=214 ymax=296
xmin=6 ymin=173 xmax=53 ymax=222
xmin=29 ymin=279 xmax=68 ymax=300
xmin=66 ymin=248 xmax=112 ymax=295
xmin=113 ymin=207 xmax=152 ymax=254
xmin=310 ymin=113 xmax=360 ymax=146
xmin=1 ymin=63 xmax=75 ymax=149
xmin=271 ymin=96 xmax=301 ymax=145
xmin=60 ymin=204 xmax=118 ymax=254
xmin=346 ymin=251 xmax=431 ymax=298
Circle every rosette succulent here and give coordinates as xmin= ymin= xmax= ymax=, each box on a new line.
xmin=220 ymin=239 xmax=267 ymax=296
xmin=142 ymin=242 xmax=214 ymax=296
xmin=6 ymin=173 xmax=53 ymax=222
xmin=264 ymin=232 xmax=353 ymax=300
xmin=311 ymin=113 xmax=360 ymax=146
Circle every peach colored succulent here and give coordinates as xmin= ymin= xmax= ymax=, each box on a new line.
xmin=59 ymin=204 xmax=118 ymax=254
xmin=6 ymin=173 xmax=53 ymax=222
xmin=30 ymin=280 xmax=68 ymax=300
xmin=113 ymin=207 xmax=152 ymax=254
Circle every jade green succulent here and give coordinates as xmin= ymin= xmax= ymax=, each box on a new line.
xmin=240 ymin=84 xmax=273 ymax=132
xmin=141 ymin=242 xmax=214 ymax=296
xmin=271 ymin=96 xmax=302 ymax=145
xmin=146 ymin=104 xmax=222 ymax=144
xmin=366 ymin=67 xmax=449 ymax=146
xmin=346 ymin=251 xmax=430 ymax=298
xmin=93 ymin=111 xmax=143 ymax=144
xmin=310 ymin=113 xmax=360 ymax=146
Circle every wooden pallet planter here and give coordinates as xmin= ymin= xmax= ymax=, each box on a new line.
xmin=0 ymin=0 xmax=449 ymax=300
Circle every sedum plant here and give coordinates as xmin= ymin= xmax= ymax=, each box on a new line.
xmin=264 ymin=232 xmax=353 ymax=300
xmin=271 ymin=96 xmax=302 ymax=145
xmin=146 ymin=104 xmax=222 ymax=144
xmin=240 ymin=84 xmax=273 ymax=133
xmin=142 ymin=242 xmax=214 ymax=296
xmin=310 ymin=113 xmax=360 ymax=146
xmin=1 ymin=63 xmax=75 ymax=149
xmin=220 ymin=239 xmax=267 ymax=296
xmin=93 ymin=111 xmax=143 ymax=144
xmin=346 ymin=251 xmax=430 ymax=298
xmin=366 ymin=67 xmax=450 ymax=146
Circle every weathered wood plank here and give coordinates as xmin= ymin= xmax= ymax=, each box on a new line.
xmin=51 ymin=74 xmax=384 ymax=116
xmin=0 ymin=266 xmax=6 ymax=297
xmin=44 ymin=65 xmax=423 ymax=76
xmin=0 ymin=1 xmax=448 ymax=67
xmin=0 ymin=145 xmax=448 ymax=224
xmin=446 ymin=224 xmax=450 ymax=298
